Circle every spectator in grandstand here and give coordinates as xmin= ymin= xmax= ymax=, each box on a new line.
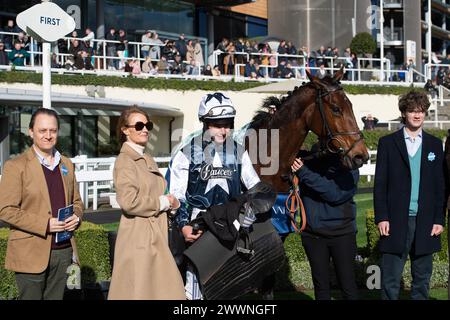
xmin=424 ymin=80 xmax=438 ymax=99
xmin=129 ymin=58 xmax=141 ymax=75
xmin=142 ymin=56 xmax=153 ymax=74
xmin=212 ymin=64 xmax=221 ymax=77
xmin=175 ymin=34 xmax=187 ymax=61
xmin=0 ymin=41 xmax=9 ymax=66
xmin=273 ymin=59 xmax=287 ymax=78
xmin=235 ymin=38 xmax=246 ymax=65
xmin=203 ymin=64 xmax=213 ymax=76
xmin=2 ymin=19 xmax=20 ymax=50
xmin=108 ymin=106 xmax=185 ymax=300
xmin=8 ymin=41 xmax=30 ymax=67
xmin=141 ymin=30 xmax=152 ymax=59
xmin=405 ymin=59 xmax=416 ymax=82
xmin=162 ymin=40 xmax=178 ymax=62
xmin=170 ymin=54 xmax=183 ymax=74
xmin=316 ymin=45 xmax=327 ymax=68
xmin=374 ymin=90 xmax=445 ymax=300
xmin=16 ymin=32 xmax=29 ymax=50
xmin=281 ymin=62 xmax=294 ymax=79
xmin=277 ymin=40 xmax=288 ymax=63
xmin=286 ymin=41 xmax=298 ymax=65
xmin=68 ymin=39 xmax=82 ymax=58
xmin=361 ymin=114 xmax=379 ymax=130
xmin=436 ymin=66 xmax=446 ymax=87
xmin=255 ymin=63 xmax=266 ymax=78
xmin=216 ymin=38 xmax=229 ymax=73
xmin=184 ymin=59 xmax=200 ymax=76
xmin=82 ymin=27 xmax=95 ymax=56
xmin=223 ymin=41 xmax=236 ymax=75
xmin=244 ymin=58 xmax=257 ymax=78
xmin=117 ymin=29 xmax=128 ymax=70
xmin=51 ymin=53 xmax=61 ymax=69
xmin=349 ymin=52 xmax=358 ymax=81
xmin=68 ymin=30 xmax=85 ymax=52
xmin=106 ymin=27 xmax=118 ymax=70
xmin=317 ymin=63 xmax=328 ymax=79
xmin=157 ymin=56 xmax=169 ymax=74
xmin=149 ymin=31 xmax=164 ymax=60
xmin=186 ymin=39 xmax=195 ymax=63
xmin=74 ymin=50 xmax=94 ymax=70
xmin=260 ymin=43 xmax=270 ymax=66
xmin=194 ymin=39 xmax=204 ymax=67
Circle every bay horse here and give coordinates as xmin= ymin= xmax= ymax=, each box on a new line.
xmin=245 ymin=68 xmax=369 ymax=193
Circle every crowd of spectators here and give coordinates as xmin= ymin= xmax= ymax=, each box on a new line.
xmin=0 ymin=19 xmax=436 ymax=84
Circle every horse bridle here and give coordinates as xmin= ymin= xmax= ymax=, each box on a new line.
xmin=313 ymin=86 xmax=364 ymax=158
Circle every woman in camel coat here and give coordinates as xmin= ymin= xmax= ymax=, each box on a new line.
xmin=108 ymin=106 xmax=185 ymax=300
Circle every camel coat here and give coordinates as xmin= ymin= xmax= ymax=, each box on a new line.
xmin=0 ymin=148 xmax=83 ymax=273
xmin=108 ymin=143 xmax=185 ymax=300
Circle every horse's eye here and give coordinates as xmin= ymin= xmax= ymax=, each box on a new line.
xmin=331 ymin=106 xmax=341 ymax=114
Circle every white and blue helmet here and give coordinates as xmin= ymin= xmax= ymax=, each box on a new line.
xmin=198 ymin=92 xmax=236 ymax=122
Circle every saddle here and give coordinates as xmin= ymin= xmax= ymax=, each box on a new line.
xmin=183 ymin=182 xmax=285 ymax=300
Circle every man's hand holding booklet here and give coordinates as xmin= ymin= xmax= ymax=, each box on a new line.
xmin=56 ymin=204 xmax=74 ymax=243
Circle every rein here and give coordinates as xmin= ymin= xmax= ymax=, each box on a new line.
xmin=283 ymin=85 xmax=363 ymax=233
xmin=285 ymin=174 xmax=307 ymax=233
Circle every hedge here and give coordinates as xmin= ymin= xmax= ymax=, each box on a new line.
xmin=0 ymin=70 xmax=261 ymax=92
xmin=276 ymin=210 xmax=449 ymax=291
xmin=0 ymin=222 xmax=111 ymax=300
xmin=0 ymin=70 xmax=425 ymax=95
xmin=302 ymin=129 xmax=447 ymax=151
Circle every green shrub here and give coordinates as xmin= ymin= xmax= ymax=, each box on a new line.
xmin=0 ymin=222 xmax=111 ymax=299
xmin=0 ymin=70 xmax=428 ymax=95
xmin=365 ymin=209 xmax=380 ymax=262
xmin=0 ymin=70 xmax=262 ymax=92
xmin=0 ymin=228 xmax=17 ymax=300
xmin=350 ymin=32 xmax=377 ymax=56
xmin=74 ymin=222 xmax=111 ymax=286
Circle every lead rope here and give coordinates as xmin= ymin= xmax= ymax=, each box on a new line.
xmin=285 ymin=174 xmax=307 ymax=233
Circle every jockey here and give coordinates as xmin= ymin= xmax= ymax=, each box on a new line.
xmin=168 ymin=92 xmax=260 ymax=300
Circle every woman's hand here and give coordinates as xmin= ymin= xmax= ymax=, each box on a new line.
xmin=291 ymin=158 xmax=304 ymax=173
xmin=166 ymin=194 xmax=180 ymax=210
xmin=182 ymin=225 xmax=203 ymax=243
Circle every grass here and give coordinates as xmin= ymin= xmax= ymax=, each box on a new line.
xmin=355 ymin=193 xmax=373 ymax=249
xmin=243 ymin=288 xmax=449 ymax=300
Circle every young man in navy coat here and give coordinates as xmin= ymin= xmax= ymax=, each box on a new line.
xmin=374 ymin=90 xmax=445 ymax=300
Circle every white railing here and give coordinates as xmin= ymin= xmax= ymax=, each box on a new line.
xmin=71 ymin=153 xmax=383 ymax=211
xmin=0 ymin=30 xmax=429 ymax=85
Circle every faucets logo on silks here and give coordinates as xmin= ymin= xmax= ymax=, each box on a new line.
xmin=200 ymin=163 xmax=234 ymax=181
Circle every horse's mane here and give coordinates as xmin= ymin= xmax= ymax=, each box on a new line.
xmin=248 ymin=75 xmax=342 ymax=130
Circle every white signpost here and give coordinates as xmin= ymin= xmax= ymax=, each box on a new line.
xmin=16 ymin=1 xmax=75 ymax=109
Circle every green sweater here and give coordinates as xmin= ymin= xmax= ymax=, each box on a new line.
xmin=408 ymin=145 xmax=422 ymax=216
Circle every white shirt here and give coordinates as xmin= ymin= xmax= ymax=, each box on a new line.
xmin=403 ymin=127 xmax=423 ymax=157
xmin=33 ymin=145 xmax=61 ymax=171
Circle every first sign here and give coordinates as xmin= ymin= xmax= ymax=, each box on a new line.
xmin=16 ymin=2 xmax=75 ymax=42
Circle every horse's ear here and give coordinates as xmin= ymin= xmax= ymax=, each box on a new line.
xmin=305 ymin=68 xmax=315 ymax=82
xmin=333 ymin=65 xmax=345 ymax=81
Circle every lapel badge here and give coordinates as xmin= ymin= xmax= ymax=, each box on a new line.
xmin=427 ymin=152 xmax=436 ymax=162
xmin=61 ymin=164 xmax=69 ymax=176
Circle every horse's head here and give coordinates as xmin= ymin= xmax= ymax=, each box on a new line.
xmin=306 ymin=68 xmax=369 ymax=169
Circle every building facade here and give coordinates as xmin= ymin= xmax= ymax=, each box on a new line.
xmin=268 ymin=0 xmax=450 ymax=71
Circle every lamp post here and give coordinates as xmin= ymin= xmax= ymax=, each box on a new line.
xmin=426 ymin=0 xmax=432 ymax=79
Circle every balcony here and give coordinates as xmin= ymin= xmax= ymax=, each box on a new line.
xmin=377 ymin=27 xmax=404 ymax=46
xmin=384 ymin=0 xmax=403 ymax=9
